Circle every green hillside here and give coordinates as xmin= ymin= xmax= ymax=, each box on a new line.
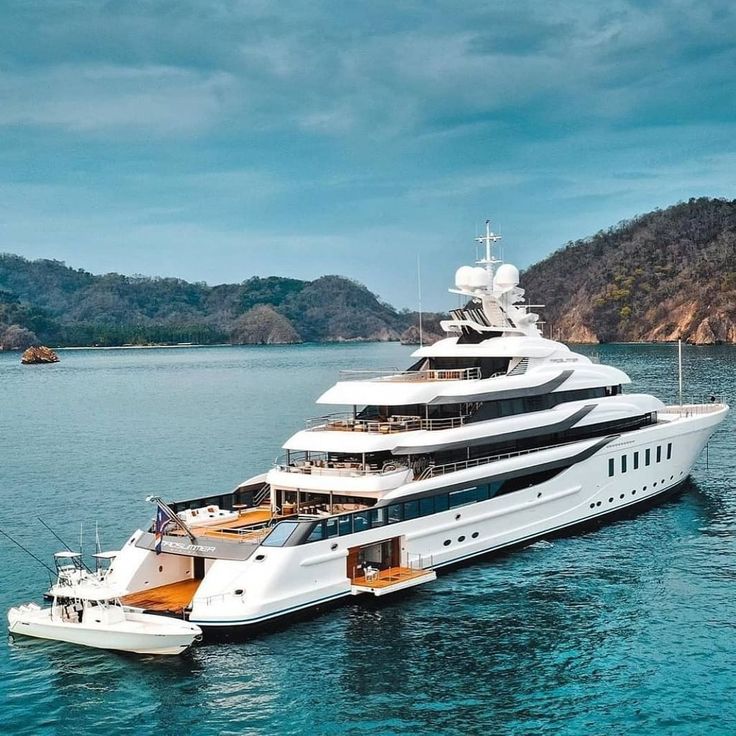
xmin=522 ymin=197 xmax=736 ymax=344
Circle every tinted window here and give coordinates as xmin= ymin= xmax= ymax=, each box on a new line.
xmin=369 ymin=508 xmax=386 ymax=527
xmin=338 ymin=515 xmax=353 ymax=536
xmin=449 ymin=487 xmax=479 ymax=508
xmin=353 ymin=512 xmax=370 ymax=532
xmin=434 ymin=494 xmax=449 ymax=512
xmin=645 ymin=449 xmax=651 ymax=466
xmin=419 ymin=497 xmax=434 ymax=517
xmin=621 ymin=455 xmax=627 ymax=473
xmin=404 ymin=500 xmax=419 ymax=520
xmin=306 ymin=522 xmax=325 ymax=542
xmin=608 ymin=458 xmax=614 ymax=477
xmin=262 ymin=522 xmax=299 ymax=547
xmin=388 ymin=504 xmax=403 ymax=523
xmin=633 ymin=451 xmax=639 ymax=470
xmin=667 ymin=443 xmax=672 ymax=460
xmin=656 ymin=446 xmax=662 ymax=463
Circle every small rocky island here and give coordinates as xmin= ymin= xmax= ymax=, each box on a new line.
xmin=21 ymin=346 xmax=60 ymax=364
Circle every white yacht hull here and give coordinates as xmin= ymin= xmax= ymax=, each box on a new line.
xmin=7 ymin=604 xmax=202 ymax=655
xmin=152 ymin=408 xmax=721 ymax=631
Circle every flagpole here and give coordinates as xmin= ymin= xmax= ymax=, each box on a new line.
xmin=146 ymin=496 xmax=196 ymax=542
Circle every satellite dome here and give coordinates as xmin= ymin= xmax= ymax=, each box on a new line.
xmin=469 ymin=267 xmax=492 ymax=289
xmin=454 ymin=266 xmax=474 ymax=290
xmin=494 ymin=263 xmax=520 ymax=290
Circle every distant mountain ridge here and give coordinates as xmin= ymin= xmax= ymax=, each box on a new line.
xmin=2 ymin=197 xmax=735 ymax=349
xmin=0 ymin=255 xmax=435 ymax=349
xmin=522 ymin=197 xmax=736 ymax=345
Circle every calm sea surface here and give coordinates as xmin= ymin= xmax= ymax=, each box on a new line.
xmin=0 ymin=342 xmax=734 ymax=736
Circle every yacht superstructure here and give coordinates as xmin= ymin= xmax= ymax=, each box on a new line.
xmin=98 ymin=223 xmax=727 ymax=633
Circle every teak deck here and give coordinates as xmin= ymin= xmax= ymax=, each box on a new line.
xmin=351 ymin=566 xmax=428 ymax=589
xmin=122 ymin=579 xmax=201 ymax=613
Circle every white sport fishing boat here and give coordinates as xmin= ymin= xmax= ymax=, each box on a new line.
xmin=8 ymin=553 xmax=202 ymax=655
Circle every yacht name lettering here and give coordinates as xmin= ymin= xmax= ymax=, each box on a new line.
xmin=162 ymin=541 xmax=216 ymax=553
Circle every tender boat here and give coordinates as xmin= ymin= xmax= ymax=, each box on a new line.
xmin=8 ymin=559 xmax=202 ymax=655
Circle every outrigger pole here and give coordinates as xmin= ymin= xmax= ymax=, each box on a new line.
xmin=146 ymin=496 xmax=197 ymax=542
xmin=0 ymin=526 xmax=57 ymax=576
xmin=37 ymin=517 xmax=94 ymax=573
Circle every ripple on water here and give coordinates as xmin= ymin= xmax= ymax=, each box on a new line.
xmin=1 ymin=343 xmax=735 ymax=735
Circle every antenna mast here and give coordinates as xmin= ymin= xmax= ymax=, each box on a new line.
xmin=417 ymin=253 xmax=423 ymax=348
xmin=475 ymin=219 xmax=502 ymax=279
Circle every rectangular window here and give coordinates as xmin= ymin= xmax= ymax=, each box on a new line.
xmin=369 ymin=508 xmax=386 ymax=527
xmin=667 ymin=442 xmax=672 ymax=460
xmin=633 ymin=451 xmax=639 ymax=470
xmin=338 ymin=515 xmax=353 ymax=536
xmin=608 ymin=458 xmax=615 ymax=477
xmin=306 ymin=521 xmax=325 ymax=542
xmin=645 ymin=449 xmax=651 ymax=466
xmin=419 ymin=497 xmax=434 ymax=517
xmin=656 ymin=446 xmax=662 ymax=463
xmin=353 ymin=511 xmax=370 ymax=532
xmin=325 ymin=517 xmax=338 ymax=538
xmin=434 ymin=494 xmax=449 ymax=512
xmin=387 ymin=504 xmax=403 ymax=524
xmin=449 ymin=487 xmax=479 ymax=508
xmin=621 ymin=455 xmax=627 ymax=473
xmin=403 ymin=500 xmax=419 ymax=520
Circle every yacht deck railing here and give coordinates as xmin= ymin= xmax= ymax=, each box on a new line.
xmin=338 ymin=367 xmax=482 ymax=382
xmin=417 ymin=439 xmax=585 ymax=480
xmin=305 ymin=412 xmax=470 ymax=433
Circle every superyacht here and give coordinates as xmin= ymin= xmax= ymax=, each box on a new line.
xmin=98 ymin=223 xmax=727 ymax=633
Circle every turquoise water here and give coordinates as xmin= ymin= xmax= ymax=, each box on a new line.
xmin=1 ymin=342 xmax=734 ymax=736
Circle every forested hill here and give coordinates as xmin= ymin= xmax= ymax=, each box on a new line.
xmin=522 ymin=198 xmax=736 ymax=345
xmin=0 ymin=256 xmax=435 ymax=348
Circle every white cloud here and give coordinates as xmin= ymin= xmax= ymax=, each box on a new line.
xmin=0 ymin=65 xmax=236 ymax=134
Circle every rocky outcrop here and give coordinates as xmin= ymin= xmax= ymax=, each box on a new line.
xmin=21 ymin=345 xmax=59 ymax=364
xmin=230 ymin=305 xmax=301 ymax=345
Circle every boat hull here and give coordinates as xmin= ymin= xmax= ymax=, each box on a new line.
xmin=7 ymin=606 xmax=202 ymax=655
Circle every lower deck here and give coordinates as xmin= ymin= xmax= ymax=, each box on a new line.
xmin=122 ymin=579 xmax=201 ymax=613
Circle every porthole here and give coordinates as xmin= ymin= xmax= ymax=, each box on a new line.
xmin=458 ymin=535 xmax=466 ymax=542
xmin=619 ymin=494 xmax=625 ymax=499
xmin=670 ymin=475 xmax=674 ymax=480
xmin=609 ymin=497 xmax=614 ymax=503
xmin=537 ymin=492 xmax=542 ymax=498
xmin=596 ymin=501 xmax=602 ymax=507
xmin=455 ymin=514 xmax=462 ymax=521
xmin=158 ymin=565 xmax=163 ymax=573
xmin=234 ymin=589 xmax=244 ymax=595
xmin=632 ymin=490 xmax=637 ymax=495
xmin=330 ymin=543 xmax=338 ymax=551
xmin=653 ymin=482 xmax=658 ymax=487
xmin=643 ymin=486 xmax=647 ymax=491
xmin=255 ymin=554 xmax=265 ymax=561
xmin=661 ymin=479 xmax=665 ymax=484
xmin=471 ymin=532 xmax=479 ymax=539
xmin=443 ymin=539 xmax=451 ymax=546
xmin=590 ymin=503 xmax=595 ymax=509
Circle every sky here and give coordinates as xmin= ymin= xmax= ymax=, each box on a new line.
xmin=1 ymin=0 xmax=735 ymax=310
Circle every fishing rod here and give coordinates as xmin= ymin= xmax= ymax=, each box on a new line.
xmin=37 ymin=518 xmax=94 ymax=573
xmin=0 ymin=526 xmax=57 ymax=576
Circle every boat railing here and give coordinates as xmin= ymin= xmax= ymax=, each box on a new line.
xmin=417 ymin=439 xmax=585 ymax=480
xmin=274 ymin=451 xmax=410 ymax=477
xmin=338 ymin=367 xmax=482 ymax=382
xmin=663 ymin=400 xmax=727 ymax=417
xmin=305 ymin=412 xmax=470 ymax=433
xmin=406 ymin=551 xmax=434 ymax=570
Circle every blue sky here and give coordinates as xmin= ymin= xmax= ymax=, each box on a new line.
xmin=1 ymin=1 xmax=735 ymax=309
